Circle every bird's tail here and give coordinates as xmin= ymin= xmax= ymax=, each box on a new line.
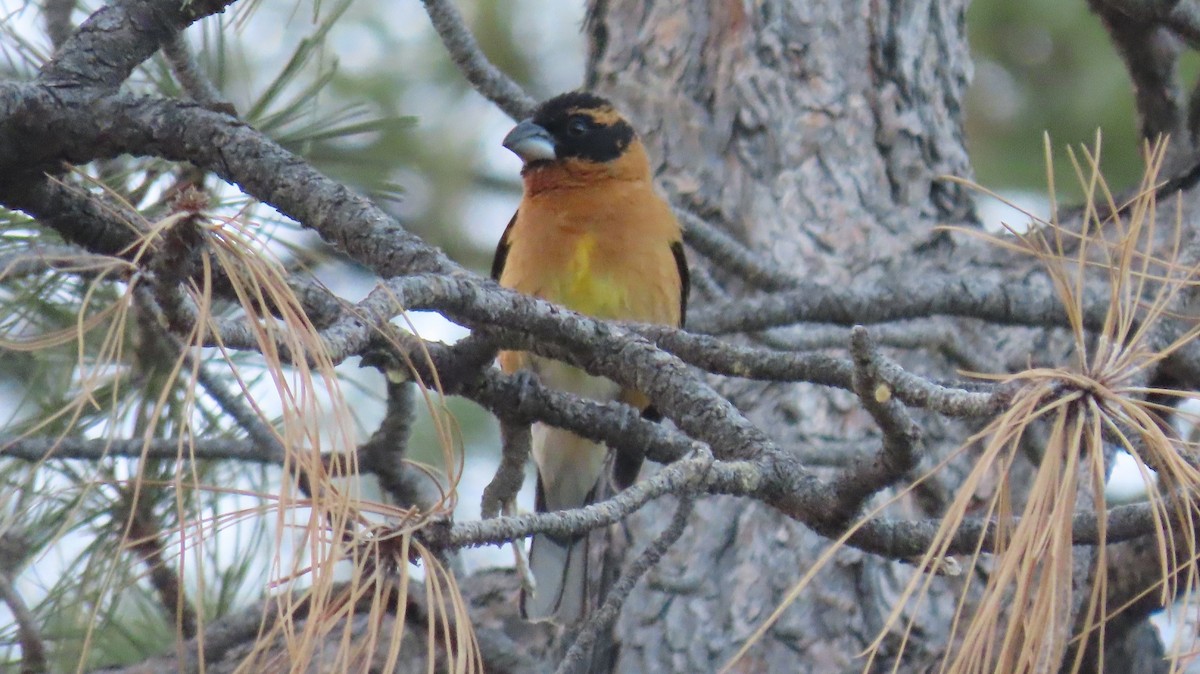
xmin=521 ymin=426 xmax=609 ymax=624
xmin=522 ymin=527 xmax=590 ymax=623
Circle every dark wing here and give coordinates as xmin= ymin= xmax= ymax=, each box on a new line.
xmin=670 ymin=240 xmax=690 ymax=327
xmin=491 ymin=211 xmax=518 ymax=281
xmin=636 ymin=241 xmax=691 ymax=432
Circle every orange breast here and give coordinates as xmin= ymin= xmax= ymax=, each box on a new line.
xmin=498 ymin=178 xmax=683 ymax=327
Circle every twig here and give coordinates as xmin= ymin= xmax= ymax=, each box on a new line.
xmin=638 ymin=325 xmax=852 ymax=387
xmin=146 ymin=280 xmax=297 ymax=361
xmin=873 ymin=353 xmax=1003 ymax=418
xmin=445 ymin=454 xmax=713 ymax=550
xmin=119 ymin=487 xmax=198 ymax=638
xmin=0 ymin=567 xmax=46 ymax=674
xmin=132 ymin=288 xmax=284 ymax=463
xmin=1087 ymin=0 xmax=1183 ymax=142
xmin=792 ymin=437 xmax=881 ymax=467
xmin=161 ymin=32 xmax=231 ymax=111
xmin=480 ymin=420 xmax=531 ymax=519
xmin=637 ymin=325 xmax=998 ymax=417
xmin=555 ymin=493 xmax=697 ymax=674
xmin=0 ymin=435 xmax=276 ymax=463
xmin=676 ymin=208 xmax=801 ymax=291
xmin=359 ymin=380 xmax=434 ymax=509
xmin=822 ymin=327 xmax=923 ymax=525
xmin=756 ymin=317 xmax=1000 ymax=374
xmin=191 ymin=351 xmax=284 ymax=461
xmin=42 ymin=0 xmax=75 ymax=50
xmin=683 ymin=262 xmax=728 ymax=303
xmin=419 ymin=0 xmax=537 ymax=121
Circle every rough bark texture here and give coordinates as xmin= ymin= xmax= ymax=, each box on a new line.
xmin=585 ymin=1 xmax=1079 ymax=672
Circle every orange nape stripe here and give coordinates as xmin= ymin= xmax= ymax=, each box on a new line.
xmin=569 ymin=105 xmax=623 ymax=127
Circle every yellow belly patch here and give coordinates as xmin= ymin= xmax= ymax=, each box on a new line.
xmin=558 ymin=232 xmax=624 ymax=318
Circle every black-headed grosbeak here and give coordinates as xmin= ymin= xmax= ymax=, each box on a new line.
xmin=492 ymin=91 xmax=689 ymax=624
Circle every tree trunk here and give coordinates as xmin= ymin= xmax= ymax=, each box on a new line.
xmin=582 ymin=1 xmax=1105 ymax=672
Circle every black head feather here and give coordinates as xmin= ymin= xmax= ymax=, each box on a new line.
xmin=529 ymin=91 xmax=637 ymax=163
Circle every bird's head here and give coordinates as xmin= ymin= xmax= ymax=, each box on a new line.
xmin=503 ymin=92 xmax=651 ymax=188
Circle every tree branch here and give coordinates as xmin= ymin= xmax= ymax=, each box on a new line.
xmin=0 ymin=435 xmax=274 ymax=463
xmin=119 ymin=487 xmax=198 ymax=639
xmin=820 ymin=326 xmax=923 ymax=525
xmin=480 ymin=419 xmax=530 ymax=520
xmin=675 ymin=207 xmax=802 ymax=291
xmin=161 ymin=32 xmax=229 ymax=110
xmin=42 ymin=0 xmax=75 ymax=51
xmin=39 ymin=0 xmax=237 ymax=88
xmin=556 ymin=493 xmax=696 ymax=674
xmin=359 ymin=380 xmax=435 ymax=509
xmin=419 ymin=0 xmax=537 ymax=121
xmin=0 ymin=567 xmax=46 ymax=674
xmin=688 ymin=268 xmax=1103 ymax=335
xmin=0 ymin=92 xmax=457 ymax=277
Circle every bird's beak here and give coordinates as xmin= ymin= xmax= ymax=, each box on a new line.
xmin=503 ymin=119 xmax=557 ymax=163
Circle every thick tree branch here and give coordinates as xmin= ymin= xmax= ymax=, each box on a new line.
xmin=0 ymin=177 xmax=146 ymax=257
xmin=689 ymin=268 xmax=1103 ymax=335
xmin=1088 ymin=0 xmax=1183 ymax=142
xmin=39 ymin=0 xmax=235 ymax=88
xmin=0 ymin=92 xmax=457 ymax=277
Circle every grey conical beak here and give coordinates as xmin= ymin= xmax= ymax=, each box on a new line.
xmin=503 ymin=119 xmax=557 ymax=163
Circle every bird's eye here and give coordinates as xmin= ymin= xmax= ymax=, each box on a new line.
xmin=566 ymin=117 xmax=590 ymax=137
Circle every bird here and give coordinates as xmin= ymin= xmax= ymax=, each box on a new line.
xmin=491 ymin=91 xmax=689 ymax=624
